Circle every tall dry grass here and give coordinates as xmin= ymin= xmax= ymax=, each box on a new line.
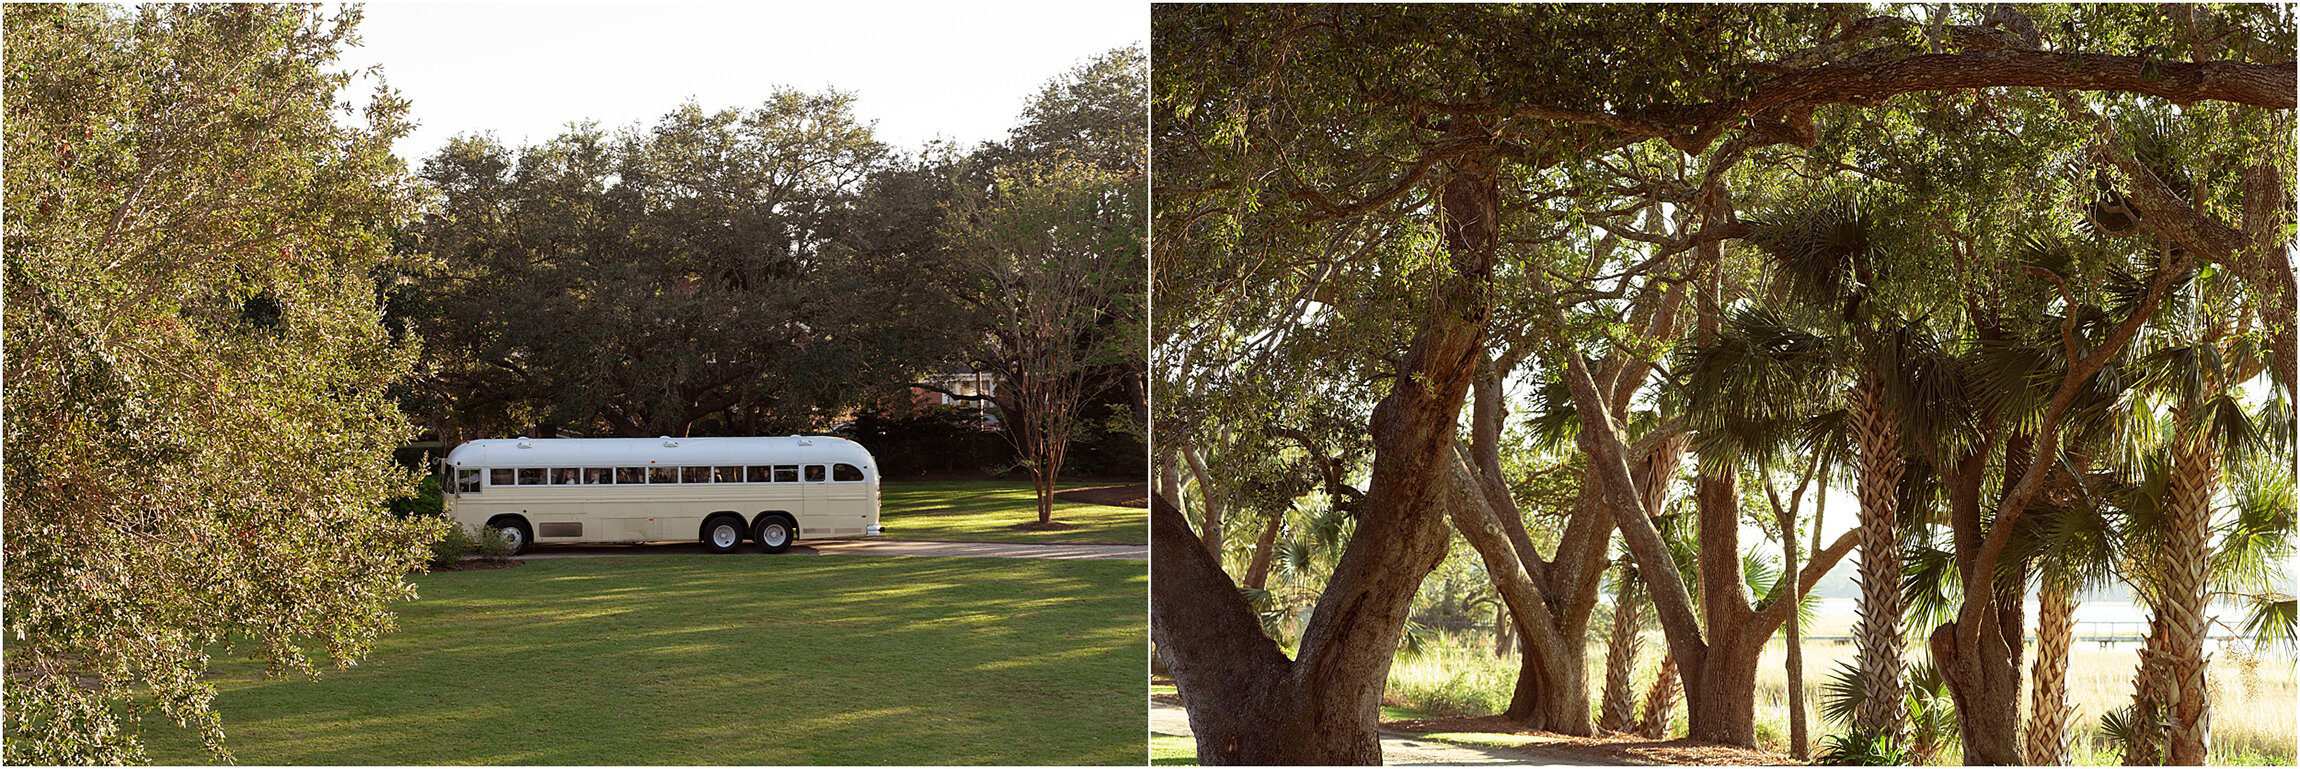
xmin=1384 ymin=630 xmax=2297 ymax=765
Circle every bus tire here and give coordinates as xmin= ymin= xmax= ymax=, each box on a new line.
xmin=753 ymin=514 xmax=797 ymax=554
xmin=486 ymin=515 xmax=533 ymax=556
xmin=701 ymin=515 xmax=746 ymax=554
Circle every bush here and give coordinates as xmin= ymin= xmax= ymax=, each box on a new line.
xmin=427 ymin=521 xmax=513 ymax=569
xmin=390 ymin=475 xmax=444 ymax=518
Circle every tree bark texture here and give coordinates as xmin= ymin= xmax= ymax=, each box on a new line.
xmin=2162 ymin=441 xmax=2221 ymax=766
xmin=1849 ymin=376 xmax=1907 ymax=741
xmin=2026 ymin=582 xmax=2078 ymax=766
xmin=1600 ymin=568 xmax=1643 ymax=734
xmin=2125 ymin=618 xmax=2173 ymax=765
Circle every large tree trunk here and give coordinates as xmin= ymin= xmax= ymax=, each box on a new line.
xmin=1599 ymin=567 xmax=1643 ymax=733
xmin=2161 ymin=440 xmax=2221 ymax=765
xmin=1849 ymin=376 xmax=1907 ymax=741
xmin=1150 ymin=133 xmax=1499 ymax=764
xmin=2026 ymin=581 xmax=2078 ymax=765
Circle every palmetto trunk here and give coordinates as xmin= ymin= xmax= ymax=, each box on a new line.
xmin=2126 ymin=617 xmax=2173 ymax=765
xmin=1849 ymin=377 xmax=1907 ymax=740
xmin=2162 ymin=440 xmax=2221 ymax=765
xmin=1637 ymin=653 xmax=1681 ymax=739
xmin=1600 ymin=571 xmax=1643 ymax=733
xmin=2027 ymin=581 xmax=2078 ymax=765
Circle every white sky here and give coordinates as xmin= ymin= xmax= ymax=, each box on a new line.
xmin=335 ymin=2 xmax=1146 ymax=165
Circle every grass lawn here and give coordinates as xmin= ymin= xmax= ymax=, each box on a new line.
xmin=144 ymin=555 xmax=1145 ymax=765
xmin=879 ymin=481 xmax=1143 ymax=545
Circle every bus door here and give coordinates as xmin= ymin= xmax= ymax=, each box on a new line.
xmin=822 ymin=462 xmax=873 ymax=533
xmin=800 ymin=464 xmax=835 ymax=532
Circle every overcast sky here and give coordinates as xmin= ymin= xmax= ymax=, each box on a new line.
xmin=336 ymin=2 xmax=1145 ymax=165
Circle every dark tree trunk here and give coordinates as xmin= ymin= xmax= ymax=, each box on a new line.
xmin=1149 ymin=132 xmax=1498 ymax=764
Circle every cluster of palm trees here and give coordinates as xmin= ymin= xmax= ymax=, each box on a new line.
xmin=1649 ymin=186 xmax=2294 ymax=763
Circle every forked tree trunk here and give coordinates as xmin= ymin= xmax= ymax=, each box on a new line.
xmin=2026 ymin=582 xmax=2078 ymax=765
xmin=2162 ymin=441 xmax=2221 ymax=765
xmin=1849 ymin=377 xmax=1907 ymax=741
xmin=1600 ymin=570 xmax=1643 ymax=733
xmin=1149 ymin=132 xmax=1499 ymax=765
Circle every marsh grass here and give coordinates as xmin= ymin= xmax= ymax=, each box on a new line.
xmin=1385 ymin=630 xmax=2296 ymax=765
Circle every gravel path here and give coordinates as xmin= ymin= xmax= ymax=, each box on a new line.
xmin=1149 ymin=699 xmax=1634 ymax=765
xmin=510 ymin=538 xmax=1145 ymax=561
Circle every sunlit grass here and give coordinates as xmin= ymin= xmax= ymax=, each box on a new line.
xmin=878 ymin=481 xmax=1143 ymax=545
xmin=1150 ymin=734 xmax=1196 ymax=765
xmin=143 ymin=555 xmax=1145 ymax=765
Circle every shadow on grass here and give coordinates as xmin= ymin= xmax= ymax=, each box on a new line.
xmin=144 ymin=556 xmax=1145 ymax=765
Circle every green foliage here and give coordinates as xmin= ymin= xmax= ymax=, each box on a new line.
xmin=1817 ymin=728 xmax=1910 ymax=766
xmin=424 ymin=523 xmax=512 ymax=570
xmin=2 ymin=5 xmax=439 ymax=763
xmin=407 ymin=90 xmax=938 ymax=439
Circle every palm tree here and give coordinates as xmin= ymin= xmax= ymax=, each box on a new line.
xmin=1737 ymin=191 xmax=1935 ymax=745
xmin=2125 ymin=266 xmax=2274 ymax=765
xmin=1598 ymin=552 xmax=1645 ymax=734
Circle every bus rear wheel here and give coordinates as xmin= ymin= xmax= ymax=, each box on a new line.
xmin=754 ymin=515 xmax=796 ymax=554
xmin=701 ymin=516 xmax=745 ymax=554
xmin=486 ymin=516 xmax=533 ymax=556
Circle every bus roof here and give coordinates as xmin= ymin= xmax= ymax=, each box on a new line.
xmin=444 ymin=436 xmax=873 ymax=468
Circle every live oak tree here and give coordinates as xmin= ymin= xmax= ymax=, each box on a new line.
xmin=407 ymin=94 xmax=943 ymax=439
xmin=1153 ymin=3 xmax=2294 ymax=763
xmin=3 ymin=5 xmax=438 ymax=763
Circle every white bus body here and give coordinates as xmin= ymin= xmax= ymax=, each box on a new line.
xmin=441 ymin=436 xmax=881 ymax=554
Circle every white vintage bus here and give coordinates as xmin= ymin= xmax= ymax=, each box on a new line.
xmin=441 ymin=436 xmax=881 ymax=554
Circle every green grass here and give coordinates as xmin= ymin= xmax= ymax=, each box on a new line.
xmin=1149 ymin=734 xmax=1196 ymax=765
xmin=879 ymin=481 xmax=1143 ymax=545
xmin=144 ymin=555 xmax=1145 ymax=765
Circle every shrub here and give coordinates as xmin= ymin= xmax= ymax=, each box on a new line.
xmin=427 ymin=522 xmax=513 ymax=569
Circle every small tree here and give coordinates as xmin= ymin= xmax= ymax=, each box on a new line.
xmin=941 ymin=160 xmax=1142 ymax=523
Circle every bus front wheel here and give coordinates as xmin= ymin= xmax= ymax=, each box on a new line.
xmin=754 ymin=515 xmax=796 ymax=554
xmin=702 ymin=516 xmax=745 ymax=554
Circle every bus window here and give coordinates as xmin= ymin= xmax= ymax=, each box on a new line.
xmin=773 ymin=465 xmax=799 ymax=483
xmin=804 ymin=465 xmax=826 ymax=482
xmin=457 ymin=468 xmax=482 ymax=493
xmin=682 ymin=466 xmax=712 ymax=483
xmin=584 ymin=468 xmax=614 ymax=484
xmin=552 ymin=468 xmax=580 ymax=485
xmin=491 ymin=468 xmax=514 ymax=487
xmin=833 ymin=463 xmax=865 ymax=482
xmin=747 ymin=465 xmax=771 ymax=482
xmin=517 ymin=468 xmax=546 ymax=485
xmin=617 ymin=467 xmax=647 ymax=484
xmin=715 ymin=466 xmax=743 ymax=483
xmin=649 ymin=467 xmax=678 ymax=484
